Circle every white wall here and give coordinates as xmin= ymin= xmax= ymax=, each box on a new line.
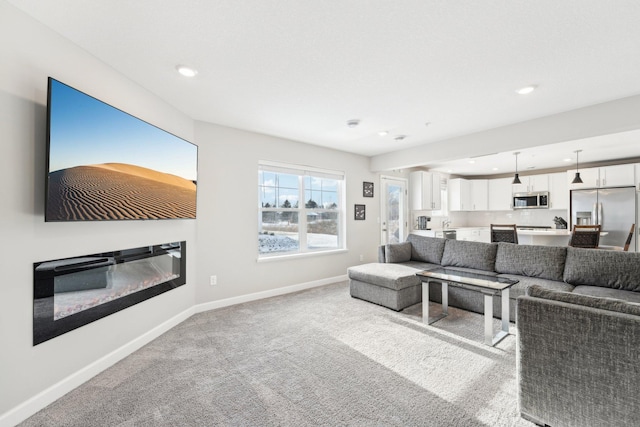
xmin=194 ymin=122 xmax=380 ymax=304
xmin=0 ymin=2 xmax=197 ymax=421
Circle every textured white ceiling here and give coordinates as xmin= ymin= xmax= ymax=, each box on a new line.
xmin=8 ymin=0 xmax=640 ymax=169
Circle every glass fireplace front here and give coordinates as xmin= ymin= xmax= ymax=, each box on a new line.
xmin=33 ymin=241 xmax=186 ymax=345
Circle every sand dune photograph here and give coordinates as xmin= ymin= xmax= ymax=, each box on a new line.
xmin=47 ymin=163 xmax=196 ymax=220
xmin=46 ymin=78 xmax=198 ymax=221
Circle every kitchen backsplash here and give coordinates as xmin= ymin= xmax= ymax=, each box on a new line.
xmin=413 ymin=209 xmax=569 ymax=229
xmin=456 ymin=209 xmax=568 ymax=228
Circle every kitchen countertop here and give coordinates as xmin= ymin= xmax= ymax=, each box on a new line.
xmin=517 ymin=229 xmax=608 ymax=236
xmin=416 ymin=226 xmax=489 ymax=232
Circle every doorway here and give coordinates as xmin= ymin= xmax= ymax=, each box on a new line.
xmin=380 ymin=176 xmax=408 ymax=245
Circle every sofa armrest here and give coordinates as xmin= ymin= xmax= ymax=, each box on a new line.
xmin=517 ymin=290 xmax=640 ymax=427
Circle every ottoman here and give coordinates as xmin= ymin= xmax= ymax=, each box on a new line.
xmin=347 ymin=263 xmax=422 ymax=311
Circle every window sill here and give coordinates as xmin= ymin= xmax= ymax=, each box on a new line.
xmin=257 ymin=248 xmax=348 ymax=263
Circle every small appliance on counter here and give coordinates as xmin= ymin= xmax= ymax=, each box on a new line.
xmin=553 ymin=216 xmax=568 ymax=229
xmin=416 ymin=216 xmax=431 ymax=230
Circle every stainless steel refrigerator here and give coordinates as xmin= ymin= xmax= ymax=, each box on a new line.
xmin=570 ymin=187 xmax=637 ymax=251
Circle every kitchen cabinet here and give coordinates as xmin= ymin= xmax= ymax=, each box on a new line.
xmin=410 ymin=171 xmax=442 ymax=210
xmin=488 ymin=177 xmax=512 ymax=211
xmin=568 ymin=164 xmax=634 ymax=189
xmin=636 ymin=164 xmax=640 ymax=191
xmin=470 ymin=180 xmax=488 ymax=211
xmin=456 ymin=228 xmax=490 ymax=242
xmin=599 ymin=164 xmax=635 ymax=187
xmin=548 ymin=172 xmax=569 ymax=210
xmin=449 ymin=178 xmax=488 ymax=211
xmin=479 ymin=228 xmax=491 ymax=243
xmin=512 ymin=174 xmax=549 ymax=193
xmin=448 ymin=178 xmax=471 ymax=211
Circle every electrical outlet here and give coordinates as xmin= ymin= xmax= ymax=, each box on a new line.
xmin=359 ymin=254 xmax=364 ymax=262
xmin=210 ymin=275 xmax=217 ymax=286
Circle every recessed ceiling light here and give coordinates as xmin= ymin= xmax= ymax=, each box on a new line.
xmin=516 ymin=85 xmax=537 ymax=95
xmin=347 ymin=119 xmax=360 ymax=128
xmin=447 ymin=169 xmax=453 ymax=173
xmin=468 ymin=160 xmax=475 ymax=164
xmin=176 ymin=65 xmax=198 ymax=77
xmin=492 ymin=167 xmax=499 ymax=171
xmin=563 ymin=158 xmax=572 ymax=162
xmin=378 ymin=130 xmax=389 ymax=136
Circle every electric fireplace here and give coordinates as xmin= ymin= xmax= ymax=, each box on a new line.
xmin=33 ymin=241 xmax=186 ymax=345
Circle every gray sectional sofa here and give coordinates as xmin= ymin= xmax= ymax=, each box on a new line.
xmin=347 ymin=233 xmax=640 ymax=426
xmin=348 ymin=234 xmax=573 ymax=321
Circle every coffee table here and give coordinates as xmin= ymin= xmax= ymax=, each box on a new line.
xmin=416 ymin=268 xmax=518 ymax=346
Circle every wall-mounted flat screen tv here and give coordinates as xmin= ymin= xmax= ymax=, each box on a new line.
xmin=45 ymin=77 xmax=198 ymax=221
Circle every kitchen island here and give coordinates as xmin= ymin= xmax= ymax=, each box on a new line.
xmin=412 ymin=227 xmax=608 ymax=246
xmin=517 ymin=228 xmax=608 ymax=246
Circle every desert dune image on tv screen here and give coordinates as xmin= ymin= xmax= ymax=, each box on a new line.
xmin=46 ymin=79 xmax=198 ymax=221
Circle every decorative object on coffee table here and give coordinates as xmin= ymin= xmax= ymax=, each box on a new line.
xmin=354 ymin=204 xmax=366 ymax=220
xmin=363 ymin=181 xmax=374 ymax=197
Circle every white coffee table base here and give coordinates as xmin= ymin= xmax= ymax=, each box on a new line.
xmin=422 ymin=281 xmax=511 ymax=346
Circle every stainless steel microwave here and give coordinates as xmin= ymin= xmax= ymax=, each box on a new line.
xmin=513 ymin=191 xmax=549 ymax=209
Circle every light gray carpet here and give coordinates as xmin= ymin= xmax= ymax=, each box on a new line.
xmin=20 ymin=281 xmax=534 ymax=426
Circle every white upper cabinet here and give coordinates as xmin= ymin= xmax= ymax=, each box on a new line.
xmin=512 ymin=174 xmax=549 ymax=193
xmin=636 ymin=164 xmax=640 ymax=191
xmin=449 ymin=178 xmax=487 ymax=211
xmin=448 ymin=178 xmax=471 ymax=211
xmin=599 ymin=164 xmax=635 ymax=187
xmin=488 ymin=177 xmax=513 ymax=211
xmin=410 ymin=171 xmax=442 ymax=210
xmin=548 ymin=172 xmax=569 ymax=210
xmin=568 ymin=164 xmax=634 ymax=189
xmin=470 ymin=179 xmax=488 ymax=211
xmin=529 ymin=174 xmax=550 ymax=192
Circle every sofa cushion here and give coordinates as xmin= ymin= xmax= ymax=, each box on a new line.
xmin=527 ymin=285 xmax=640 ymax=316
xmin=564 ymin=247 xmax=640 ymax=292
xmin=571 ymin=285 xmax=640 ymax=304
xmin=406 ymin=234 xmax=447 ymax=264
xmin=498 ymin=274 xmax=574 ymax=300
xmin=441 ymin=240 xmax=498 ymax=272
xmin=347 ymin=263 xmax=421 ymax=291
xmin=495 ymin=243 xmax=566 ymax=281
xmin=385 ymin=242 xmax=412 ymax=263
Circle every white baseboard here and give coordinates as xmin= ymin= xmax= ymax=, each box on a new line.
xmin=194 ymin=275 xmax=348 ymax=313
xmin=0 ymin=275 xmax=347 ymax=427
xmin=0 ymin=307 xmax=195 ymax=427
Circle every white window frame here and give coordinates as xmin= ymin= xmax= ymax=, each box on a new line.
xmin=258 ymin=161 xmax=346 ymax=260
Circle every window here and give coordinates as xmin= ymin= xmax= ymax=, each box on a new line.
xmin=258 ymin=162 xmax=345 ymax=257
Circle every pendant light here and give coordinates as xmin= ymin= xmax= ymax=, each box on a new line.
xmin=512 ymin=152 xmax=522 ymax=184
xmin=571 ymin=150 xmax=583 ymax=184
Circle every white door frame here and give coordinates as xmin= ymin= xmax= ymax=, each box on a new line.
xmin=380 ymin=175 xmax=409 ymax=245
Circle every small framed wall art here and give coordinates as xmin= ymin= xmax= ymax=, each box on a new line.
xmin=363 ymin=181 xmax=374 ymax=198
xmin=354 ymin=204 xmax=366 ymax=220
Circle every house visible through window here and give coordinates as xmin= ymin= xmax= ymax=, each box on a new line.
xmin=258 ymin=162 xmax=345 ymax=257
